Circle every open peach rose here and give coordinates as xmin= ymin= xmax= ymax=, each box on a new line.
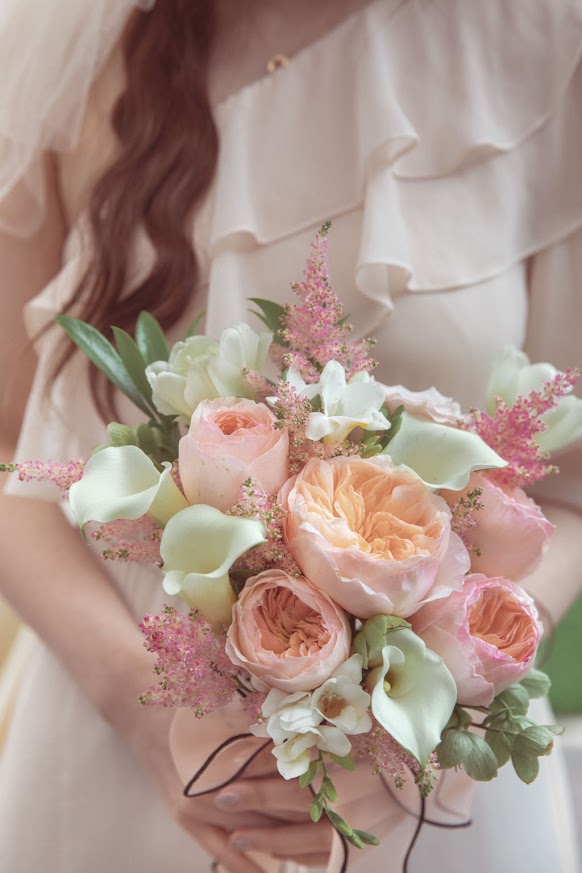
xmin=280 ymin=456 xmax=470 ymax=619
xmin=225 ymin=569 xmax=351 ymax=693
xmin=178 ymin=398 xmax=289 ymax=511
xmin=441 ymin=472 xmax=554 ymax=581
xmin=411 ymin=574 xmax=542 ymax=706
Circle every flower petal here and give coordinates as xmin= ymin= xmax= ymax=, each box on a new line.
xmin=384 ymin=412 xmax=506 ymax=490
xmin=368 ymin=628 xmax=456 ymax=765
xmin=68 ymin=445 xmax=188 ymax=530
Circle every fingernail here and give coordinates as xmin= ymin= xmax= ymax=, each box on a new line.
xmin=215 ymin=792 xmax=240 ymax=809
xmin=230 ymin=836 xmax=254 ymax=851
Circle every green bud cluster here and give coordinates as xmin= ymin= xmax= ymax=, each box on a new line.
xmin=436 ymin=669 xmax=563 ymax=783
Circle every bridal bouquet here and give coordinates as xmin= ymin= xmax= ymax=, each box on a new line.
xmin=4 ymin=225 xmax=582 ymax=848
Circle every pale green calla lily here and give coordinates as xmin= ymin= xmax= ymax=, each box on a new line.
xmin=383 ymin=412 xmax=506 ymax=490
xmin=160 ymin=504 xmax=267 ymax=626
xmin=69 ymin=445 xmax=188 ymax=530
xmin=367 ymin=628 xmax=456 ymax=766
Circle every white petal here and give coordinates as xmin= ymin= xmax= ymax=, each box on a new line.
xmin=69 ymin=446 xmax=187 ymax=530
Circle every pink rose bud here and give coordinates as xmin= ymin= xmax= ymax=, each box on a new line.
xmin=442 ymin=472 xmax=554 ymax=581
xmin=280 ymin=456 xmax=470 ymax=619
xmin=411 ymin=574 xmax=543 ymax=706
xmin=225 ymin=570 xmax=351 ymax=693
xmin=178 ymin=398 xmax=289 ymax=511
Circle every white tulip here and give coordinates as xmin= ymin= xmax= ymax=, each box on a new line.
xmin=486 ymin=347 xmax=582 ymax=453
xmin=145 ymin=336 xmax=220 ymax=421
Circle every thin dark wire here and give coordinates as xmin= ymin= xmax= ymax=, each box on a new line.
xmin=380 ymin=773 xmax=473 ymax=829
xmin=184 ymin=733 xmax=271 ymax=798
xmin=402 ymin=793 xmax=425 ymax=873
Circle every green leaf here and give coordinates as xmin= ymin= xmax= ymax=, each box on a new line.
xmin=353 ymin=631 xmax=369 ymax=670
xmin=462 ymin=734 xmax=498 ymax=781
xmin=112 ymin=327 xmax=155 ymax=409
xmin=106 ymin=422 xmax=137 ymax=448
xmin=135 ymin=311 xmax=170 ymax=364
xmin=363 ymin=615 xmax=390 ymax=651
xmin=494 ymin=684 xmax=530 ymax=715
xmin=299 ymin=761 xmax=320 ymax=788
xmin=512 ymin=750 xmax=540 ymax=784
xmin=512 ymin=726 xmax=556 ymax=757
xmin=346 ymin=833 xmax=365 ymax=850
xmin=436 ymin=728 xmax=474 ymax=769
xmin=353 ymin=829 xmax=380 ymax=847
xmin=322 ymin=778 xmax=337 ymax=803
xmin=310 ymin=797 xmax=323 ymax=823
xmin=248 ymin=298 xmax=286 ymax=335
xmin=325 ymin=809 xmax=353 ymax=837
xmin=519 ymin=668 xmax=551 ymax=700
xmin=56 ymin=316 xmax=152 ymax=417
xmin=327 ymin=753 xmax=356 ymax=771
xmin=485 ymin=729 xmax=513 ymax=767
xmin=184 ymin=311 xmax=206 ymax=339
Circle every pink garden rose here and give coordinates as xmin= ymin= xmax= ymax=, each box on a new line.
xmin=178 ymin=398 xmax=289 ymax=511
xmin=225 ymin=569 xmax=351 ymax=693
xmin=411 ymin=574 xmax=542 ymax=706
xmin=280 ymin=456 xmax=470 ymax=619
xmin=381 ymin=384 xmax=462 ymax=424
xmin=441 ymin=472 xmax=554 ymax=581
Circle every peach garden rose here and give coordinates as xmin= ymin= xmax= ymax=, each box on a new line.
xmin=411 ymin=574 xmax=543 ymax=706
xmin=225 ymin=569 xmax=351 ymax=693
xmin=178 ymin=398 xmax=289 ymax=512
xmin=280 ymin=456 xmax=470 ymax=619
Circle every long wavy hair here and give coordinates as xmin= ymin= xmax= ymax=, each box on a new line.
xmin=55 ymin=0 xmax=219 ymax=420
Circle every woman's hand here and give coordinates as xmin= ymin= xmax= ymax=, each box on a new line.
xmin=114 ymin=679 xmax=333 ymax=872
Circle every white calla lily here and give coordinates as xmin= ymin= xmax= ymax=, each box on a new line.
xmin=69 ymin=445 xmax=188 ymax=530
xmin=366 ymin=628 xmax=456 ymax=766
xmin=383 ymin=412 xmax=506 ymax=491
xmin=160 ymin=504 xmax=266 ymax=626
xmin=486 ymin=347 xmax=582 ymax=453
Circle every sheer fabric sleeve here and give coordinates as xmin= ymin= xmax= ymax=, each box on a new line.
xmin=0 ymin=0 xmax=153 ymax=238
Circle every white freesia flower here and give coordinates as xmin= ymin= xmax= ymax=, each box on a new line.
xmin=69 ymin=445 xmax=188 ymax=530
xmin=160 ymin=504 xmax=266 ymax=626
xmin=145 ymin=336 xmax=220 ymax=421
xmin=251 ymin=690 xmax=323 ymax=744
xmin=311 ymin=654 xmax=372 ymax=735
xmin=287 ymin=361 xmax=390 ymax=442
xmin=184 ymin=323 xmax=272 ymax=410
xmin=271 ymin=726 xmax=352 ymax=780
xmin=486 ymin=347 xmax=582 ymax=453
xmin=366 ymin=628 xmax=456 ymax=766
xmin=383 ymin=411 xmax=506 ymax=491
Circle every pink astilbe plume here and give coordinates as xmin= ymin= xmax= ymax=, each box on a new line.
xmin=90 ymin=516 xmax=162 ymax=564
xmin=270 ymin=380 xmax=363 ymax=474
xmin=0 ymin=458 xmax=86 ymax=495
xmin=449 ymin=487 xmax=484 ymax=556
xmin=351 ymin=720 xmax=438 ymax=795
xmin=139 ymin=607 xmax=240 ymax=715
xmin=467 ymin=370 xmax=580 ymax=489
xmin=279 ymin=224 xmax=377 ymax=382
xmin=228 ymin=477 xmax=301 ymax=577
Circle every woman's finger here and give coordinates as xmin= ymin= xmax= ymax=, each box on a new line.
xmin=228 ymin=821 xmax=333 ymax=857
xmin=179 ymin=822 xmax=266 ymax=873
xmin=214 ymin=775 xmax=313 ymax=819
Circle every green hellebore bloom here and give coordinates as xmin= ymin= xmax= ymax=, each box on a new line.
xmin=366 ymin=628 xmax=457 ymax=766
xmin=383 ymin=412 xmax=506 ymax=491
xmin=69 ymin=445 xmax=188 ymax=531
xmin=160 ymin=504 xmax=267 ymax=627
